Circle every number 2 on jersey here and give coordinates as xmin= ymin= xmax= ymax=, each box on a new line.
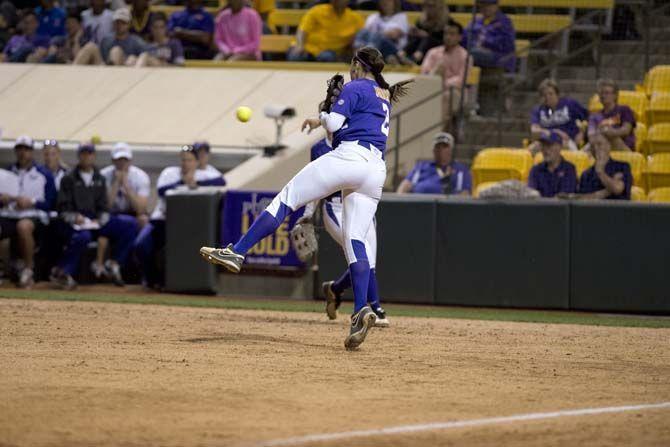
xmin=381 ymin=103 xmax=390 ymax=136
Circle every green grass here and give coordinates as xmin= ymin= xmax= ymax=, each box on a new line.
xmin=1 ymin=288 xmax=669 ymax=329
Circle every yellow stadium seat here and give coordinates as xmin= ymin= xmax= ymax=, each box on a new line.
xmin=646 ymin=153 xmax=670 ymax=190
xmin=645 ymin=65 xmax=670 ymax=96
xmin=260 ymin=34 xmax=293 ymax=53
xmin=471 ymin=148 xmax=533 ymax=187
xmin=473 ymin=181 xmax=498 ymax=198
xmin=533 ymin=150 xmax=594 ymax=177
xmin=610 ymin=151 xmax=646 ymax=187
xmin=635 ymin=122 xmax=648 ymax=155
xmin=588 ymin=91 xmax=649 ymax=124
xmin=648 ymin=187 xmax=670 ymax=203
xmin=646 ymin=123 xmax=670 ymax=154
xmin=646 ymin=92 xmax=670 ymax=126
xmin=630 ymin=186 xmax=646 ymax=202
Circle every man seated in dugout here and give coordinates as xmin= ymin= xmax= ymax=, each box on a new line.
xmin=396 ymin=132 xmax=471 ymax=195
xmin=527 ymin=131 xmax=577 ymax=198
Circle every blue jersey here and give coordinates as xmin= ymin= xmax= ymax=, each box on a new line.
xmin=331 ymin=78 xmax=391 ymax=153
xmin=310 ymin=138 xmax=341 ymax=202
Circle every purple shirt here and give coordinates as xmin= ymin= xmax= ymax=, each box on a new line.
xmin=148 ymin=38 xmax=185 ymax=65
xmin=530 ymin=97 xmax=588 ymax=140
xmin=168 ymin=7 xmax=214 ymax=36
xmin=3 ymin=34 xmax=50 ymax=58
xmin=331 ymin=79 xmax=391 ymax=152
xmin=588 ymin=105 xmax=636 ymax=150
xmin=463 ymin=10 xmax=516 ymax=72
xmin=579 ymin=159 xmax=632 ymax=200
xmin=528 ymin=159 xmax=577 ymax=198
xmin=405 ymin=160 xmax=472 ymax=195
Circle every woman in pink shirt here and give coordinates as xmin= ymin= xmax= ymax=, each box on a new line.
xmin=421 ymin=20 xmax=471 ymax=131
xmin=214 ymin=0 xmax=262 ymax=61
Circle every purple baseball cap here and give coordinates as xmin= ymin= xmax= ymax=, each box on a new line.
xmin=539 ymin=131 xmax=562 ymax=145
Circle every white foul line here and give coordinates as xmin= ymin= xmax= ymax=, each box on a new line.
xmin=258 ymin=401 xmax=670 ymax=447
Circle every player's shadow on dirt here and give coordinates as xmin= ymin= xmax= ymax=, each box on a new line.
xmin=182 ymin=333 xmax=339 ymax=351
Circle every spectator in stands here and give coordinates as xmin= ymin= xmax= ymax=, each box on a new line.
xmin=42 ymin=140 xmax=68 ymax=190
xmin=529 ymin=79 xmax=589 ymax=155
xmin=94 ymin=142 xmax=149 ymax=285
xmin=586 ymin=78 xmax=636 ymax=152
xmin=353 ymin=0 xmax=408 ymax=64
xmin=36 ymin=0 xmax=66 ymax=39
xmin=397 ymin=0 xmax=447 ymax=65
xmin=462 ymin=0 xmax=515 ymax=72
xmin=136 ymin=13 xmax=184 ymax=66
xmin=579 ymin=133 xmax=632 ymax=200
xmin=287 ymin=0 xmax=363 ymax=62
xmin=134 ymin=145 xmax=222 ymax=289
xmin=527 ymin=131 xmax=577 ymax=198
xmin=43 ymin=13 xmax=83 ymax=64
xmin=2 ymin=11 xmax=50 ymax=63
xmin=0 ymin=136 xmax=56 ymax=288
xmin=51 ymin=142 xmax=138 ymax=290
xmin=75 ymin=8 xmax=148 ymax=65
xmin=168 ymin=0 xmax=215 ymax=60
xmin=213 ymin=0 xmax=262 ymax=61
xmin=129 ymin=0 xmax=156 ymax=39
xmin=396 ymin=132 xmax=471 ymax=195
xmin=420 ymin=20 xmax=471 ymax=131
xmin=80 ymin=0 xmax=114 ymax=46
xmin=193 ymin=141 xmax=227 ymax=186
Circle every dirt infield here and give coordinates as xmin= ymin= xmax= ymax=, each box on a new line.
xmin=1 ymin=298 xmax=669 ymax=447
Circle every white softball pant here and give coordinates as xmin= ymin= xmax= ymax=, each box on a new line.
xmin=267 ymin=141 xmax=386 ymax=265
xmin=322 ymin=199 xmax=377 ymax=269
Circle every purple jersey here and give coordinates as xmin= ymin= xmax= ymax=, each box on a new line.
xmin=331 ymin=78 xmax=391 ymax=153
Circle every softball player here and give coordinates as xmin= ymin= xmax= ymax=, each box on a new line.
xmin=201 ymin=46 xmax=410 ymax=349
xmin=300 ymin=134 xmax=389 ymax=328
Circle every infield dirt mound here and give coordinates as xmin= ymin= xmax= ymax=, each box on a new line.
xmin=1 ymin=298 xmax=669 ymax=446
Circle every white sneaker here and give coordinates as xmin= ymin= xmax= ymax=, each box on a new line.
xmin=18 ymin=268 xmax=34 ymax=288
xmin=104 ymin=260 xmax=124 ymax=287
xmin=90 ymin=262 xmax=106 ymax=280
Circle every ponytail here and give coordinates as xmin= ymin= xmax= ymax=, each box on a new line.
xmin=355 ymin=47 xmax=413 ymax=103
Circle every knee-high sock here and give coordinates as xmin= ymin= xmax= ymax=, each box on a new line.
xmin=233 ymin=203 xmax=291 ymax=255
xmin=349 ymin=260 xmax=370 ymax=314
xmin=331 ymin=269 xmax=351 ymax=295
xmin=367 ymin=268 xmax=380 ymax=309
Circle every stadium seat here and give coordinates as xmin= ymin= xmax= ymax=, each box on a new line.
xmin=533 ymin=150 xmax=594 ymax=177
xmin=646 ymin=153 xmax=670 ymax=190
xmin=635 ymin=122 xmax=648 ymax=155
xmin=588 ymin=90 xmax=648 ymax=124
xmin=645 ymin=65 xmax=670 ymax=96
xmin=630 ymin=186 xmax=646 ymax=202
xmin=647 ymin=187 xmax=670 ymax=203
xmin=260 ymin=34 xmax=293 ymax=53
xmin=646 ymin=92 xmax=670 ymax=126
xmin=471 ymin=148 xmax=533 ymax=187
xmin=610 ymin=151 xmax=646 ymax=187
xmin=646 ymin=123 xmax=670 ymax=154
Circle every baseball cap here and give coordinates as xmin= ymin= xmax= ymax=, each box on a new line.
xmin=78 ymin=142 xmax=96 ymax=153
xmin=193 ymin=141 xmax=210 ymax=152
xmin=14 ymin=135 xmax=34 ymax=149
xmin=539 ymin=131 xmax=562 ymax=145
xmin=112 ymin=8 xmax=130 ymax=23
xmin=43 ymin=139 xmax=59 ymax=148
xmin=112 ymin=142 xmax=132 ymax=160
xmin=433 ymin=132 xmax=455 ymax=147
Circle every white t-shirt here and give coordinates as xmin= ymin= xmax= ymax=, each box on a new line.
xmin=81 ymin=8 xmax=114 ymax=45
xmin=80 ymin=171 xmax=94 ymax=187
xmin=150 ymin=166 xmax=224 ymax=220
xmin=100 ymin=164 xmax=151 ymax=214
xmin=364 ymin=12 xmax=409 ymax=51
